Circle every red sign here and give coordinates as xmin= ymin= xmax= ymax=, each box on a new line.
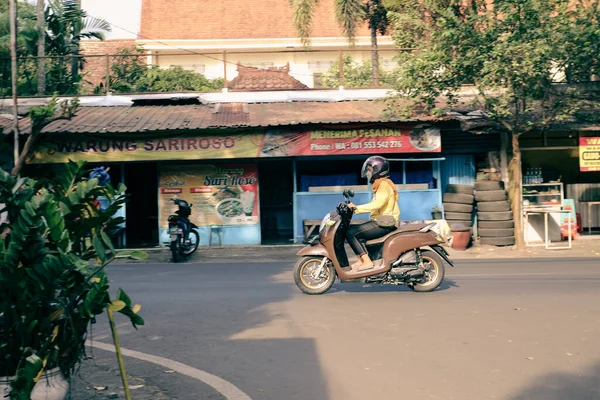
xmin=160 ymin=188 xmax=182 ymax=194
xmin=580 ymin=137 xmax=600 ymax=172
xmin=259 ymin=125 xmax=441 ymax=157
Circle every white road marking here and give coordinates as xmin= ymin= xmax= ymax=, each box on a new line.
xmin=88 ymin=341 xmax=252 ymax=400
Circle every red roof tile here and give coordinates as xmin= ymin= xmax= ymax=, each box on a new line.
xmin=227 ymin=63 xmax=309 ymax=91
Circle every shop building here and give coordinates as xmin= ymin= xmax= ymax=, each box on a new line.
xmin=2 ymin=92 xmax=505 ymax=248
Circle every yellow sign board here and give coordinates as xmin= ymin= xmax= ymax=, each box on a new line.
xmin=30 ymin=134 xmax=265 ymax=164
xmin=579 ymin=137 xmax=600 ymax=172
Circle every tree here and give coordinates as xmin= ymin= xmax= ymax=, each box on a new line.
xmin=44 ymin=0 xmax=111 ymax=94
xmin=386 ymin=0 xmax=600 ymax=249
xmin=12 ymin=95 xmax=79 ymax=177
xmin=0 ymin=0 xmax=37 ymax=96
xmin=96 ymin=48 xmax=224 ymax=93
xmin=322 ymin=53 xmax=396 ymax=87
xmin=290 ymin=0 xmax=389 ymax=85
xmin=36 ymin=0 xmax=45 ymax=94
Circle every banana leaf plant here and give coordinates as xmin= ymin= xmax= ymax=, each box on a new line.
xmin=0 ymin=160 xmax=146 ymax=399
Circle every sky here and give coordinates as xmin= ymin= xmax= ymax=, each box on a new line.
xmin=27 ymin=0 xmax=142 ymax=40
xmin=82 ymin=0 xmax=142 ymax=39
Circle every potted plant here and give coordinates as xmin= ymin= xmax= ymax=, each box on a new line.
xmin=0 ymin=161 xmax=146 ymax=399
xmin=431 ymin=205 xmax=443 ymax=220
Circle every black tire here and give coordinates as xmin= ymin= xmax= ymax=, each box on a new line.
xmin=293 ymin=256 xmax=336 ymax=295
xmin=170 ymin=240 xmax=180 ymax=263
xmin=446 ymin=184 xmax=475 ymax=195
xmin=443 ymin=193 xmax=474 ymax=204
xmin=411 ymin=250 xmax=446 ymax=293
xmin=475 ymin=190 xmax=508 ymax=202
xmin=443 ymin=203 xmax=473 ymax=213
xmin=182 ymin=230 xmax=200 ymax=256
xmin=480 ymin=236 xmax=516 ymax=246
xmin=478 ymin=228 xmax=515 ymax=237
xmin=475 ymin=181 xmax=505 ymax=191
xmin=478 ymin=220 xmax=515 ymax=229
xmin=476 ymin=201 xmax=511 ymax=212
xmin=447 ymin=220 xmax=473 ymax=228
xmin=477 ymin=211 xmax=513 ymax=221
xmin=445 ymin=212 xmax=472 ymax=220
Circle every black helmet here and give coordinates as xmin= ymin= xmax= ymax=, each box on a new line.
xmin=361 ymin=156 xmax=390 ymax=182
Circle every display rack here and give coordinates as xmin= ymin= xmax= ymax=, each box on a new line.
xmin=522 ymin=183 xmax=564 ymax=209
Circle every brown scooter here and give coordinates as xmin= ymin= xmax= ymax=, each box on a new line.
xmin=294 ymin=189 xmax=453 ymax=295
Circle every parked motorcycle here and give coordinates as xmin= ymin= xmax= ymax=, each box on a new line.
xmin=168 ymin=198 xmax=200 ymax=262
xmin=294 ymin=189 xmax=453 ymax=295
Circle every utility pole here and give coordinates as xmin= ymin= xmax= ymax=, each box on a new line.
xmin=9 ymin=0 xmax=19 ymax=168
xmin=36 ymin=0 xmax=46 ymax=95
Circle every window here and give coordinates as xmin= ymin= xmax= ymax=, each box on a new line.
xmin=171 ymin=64 xmax=206 ymax=73
xmin=313 ymin=73 xmax=325 ymax=88
xmin=308 ymin=61 xmax=333 ymax=71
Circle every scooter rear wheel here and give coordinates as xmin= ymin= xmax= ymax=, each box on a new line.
xmin=411 ymin=250 xmax=446 ymax=292
xmin=182 ymin=230 xmax=200 ymax=256
xmin=294 ymin=256 xmax=336 ymax=295
xmin=171 ymin=240 xmax=180 ymax=263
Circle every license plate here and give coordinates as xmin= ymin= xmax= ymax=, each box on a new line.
xmin=170 ymin=228 xmax=183 ymax=234
xmin=170 ymin=234 xmax=178 ymax=241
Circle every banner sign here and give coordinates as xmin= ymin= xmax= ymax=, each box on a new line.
xmin=159 ymin=164 xmax=259 ymax=228
xmin=30 ymin=125 xmax=441 ymax=164
xmin=260 ymin=125 xmax=441 ymax=157
xmin=579 ymin=137 xmax=600 ymax=172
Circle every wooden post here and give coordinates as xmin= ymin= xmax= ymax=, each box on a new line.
xmin=223 ymin=50 xmax=228 ymax=89
xmin=9 ymin=0 xmax=19 ymax=167
xmin=105 ymin=55 xmax=111 ymax=94
xmin=338 ymin=49 xmax=344 ymax=88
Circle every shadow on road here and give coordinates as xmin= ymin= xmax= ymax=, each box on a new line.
xmin=100 ymin=262 xmax=330 ymax=400
xmin=329 ymin=277 xmax=459 ymax=294
xmin=508 ymin=361 xmax=600 ymax=400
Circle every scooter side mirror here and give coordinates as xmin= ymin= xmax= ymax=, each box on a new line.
xmin=343 ymin=189 xmax=355 ymax=198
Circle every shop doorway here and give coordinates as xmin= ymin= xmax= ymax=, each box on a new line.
xmin=258 ymin=159 xmax=294 ymax=244
xmin=124 ymin=163 xmax=159 ymax=247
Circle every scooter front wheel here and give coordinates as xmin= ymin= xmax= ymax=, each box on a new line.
xmin=294 ymin=256 xmax=336 ymax=295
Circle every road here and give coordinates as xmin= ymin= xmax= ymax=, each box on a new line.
xmin=89 ymin=258 xmax=600 ymax=400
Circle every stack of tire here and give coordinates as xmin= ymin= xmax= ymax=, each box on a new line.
xmin=474 ymin=181 xmax=515 ymax=246
xmin=443 ymin=184 xmax=475 ymax=228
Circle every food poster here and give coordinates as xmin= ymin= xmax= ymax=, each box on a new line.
xmin=579 ymin=137 xmax=600 ymax=172
xmin=259 ymin=125 xmax=441 ymax=157
xmin=159 ymin=164 xmax=259 ymax=228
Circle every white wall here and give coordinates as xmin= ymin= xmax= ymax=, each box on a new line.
xmin=156 ymin=51 xmax=398 ymax=88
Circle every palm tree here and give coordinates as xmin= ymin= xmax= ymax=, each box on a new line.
xmin=45 ymin=0 xmax=111 ymax=93
xmin=290 ymin=0 xmax=389 ymax=86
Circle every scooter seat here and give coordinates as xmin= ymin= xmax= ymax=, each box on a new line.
xmin=365 ymin=223 xmax=429 ymax=246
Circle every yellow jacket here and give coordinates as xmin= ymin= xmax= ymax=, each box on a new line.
xmin=355 ymin=180 xmax=400 ymax=224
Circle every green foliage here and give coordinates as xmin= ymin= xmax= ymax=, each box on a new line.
xmin=0 ymin=161 xmax=144 ymax=398
xmin=322 ymin=54 xmax=396 ymax=88
xmin=96 ymin=48 xmax=223 ymax=93
xmin=0 ymin=0 xmax=111 ymax=96
xmin=136 ymin=65 xmax=223 ymax=92
xmin=386 ymin=0 xmax=600 ymax=132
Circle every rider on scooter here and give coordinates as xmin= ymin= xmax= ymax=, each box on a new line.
xmin=347 ymin=156 xmax=400 ymax=271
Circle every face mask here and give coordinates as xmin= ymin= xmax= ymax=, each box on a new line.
xmin=366 ymin=171 xmax=373 ymax=181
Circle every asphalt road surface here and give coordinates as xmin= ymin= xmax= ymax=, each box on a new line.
xmin=89 ymin=258 xmax=600 ymax=400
